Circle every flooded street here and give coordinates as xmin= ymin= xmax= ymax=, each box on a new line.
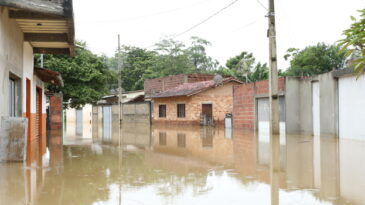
xmin=1 ymin=123 xmax=365 ymax=205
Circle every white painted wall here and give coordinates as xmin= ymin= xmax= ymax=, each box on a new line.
xmin=65 ymin=104 xmax=93 ymax=138
xmin=339 ymin=75 xmax=365 ymax=140
xmin=0 ymin=7 xmax=24 ymax=127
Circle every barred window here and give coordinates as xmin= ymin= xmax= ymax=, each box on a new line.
xmin=159 ymin=104 xmax=166 ymax=118
xmin=177 ymin=104 xmax=185 ymax=118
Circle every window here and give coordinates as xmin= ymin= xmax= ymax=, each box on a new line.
xmin=159 ymin=132 xmax=167 ymax=145
xmin=9 ymin=77 xmax=20 ymax=117
xmin=177 ymin=104 xmax=185 ymax=118
xmin=159 ymin=104 xmax=166 ymax=118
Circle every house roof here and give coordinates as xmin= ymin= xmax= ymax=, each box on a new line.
xmin=0 ymin=0 xmax=75 ymax=56
xmin=149 ymin=77 xmax=243 ymax=98
xmin=34 ymin=67 xmax=64 ymax=87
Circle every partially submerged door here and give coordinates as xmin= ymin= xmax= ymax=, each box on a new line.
xmin=35 ymin=88 xmax=41 ymax=142
xmin=102 ymin=106 xmax=112 ymax=142
xmin=201 ymin=104 xmax=213 ymax=126
xmin=76 ymin=109 xmax=83 ymax=136
xmin=312 ymin=82 xmax=320 ymax=136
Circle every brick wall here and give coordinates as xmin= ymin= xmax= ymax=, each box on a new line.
xmin=233 ymin=78 xmax=286 ymax=129
xmin=144 ymin=74 xmax=215 ymax=96
xmin=153 ymin=82 xmax=236 ymax=125
xmin=49 ymin=94 xmax=63 ymax=142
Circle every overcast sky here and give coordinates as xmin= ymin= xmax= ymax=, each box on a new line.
xmin=73 ymin=0 xmax=364 ymax=70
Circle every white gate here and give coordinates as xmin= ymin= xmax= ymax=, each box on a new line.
xmin=312 ymin=82 xmax=320 ymax=136
xmin=339 ymin=75 xmax=365 ymax=140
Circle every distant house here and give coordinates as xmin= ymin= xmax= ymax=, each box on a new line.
xmin=0 ymin=0 xmax=75 ymax=161
xmin=149 ymin=77 xmax=243 ymax=126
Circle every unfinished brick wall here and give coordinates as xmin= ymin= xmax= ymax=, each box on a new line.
xmin=144 ymin=74 xmax=215 ymax=96
xmin=49 ymin=93 xmax=63 ymax=144
xmin=233 ymin=78 xmax=286 ymax=129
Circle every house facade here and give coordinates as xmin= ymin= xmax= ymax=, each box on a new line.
xmin=150 ymin=77 xmax=243 ymax=125
xmin=0 ymin=0 xmax=75 ymax=161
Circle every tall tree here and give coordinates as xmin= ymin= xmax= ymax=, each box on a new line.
xmin=338 ymin=8 xmax=365 ymax=75
xmin=225 ymin=51 xmax=269 ymax=82
xmin=284 ymin=43 xmax=346 ymax=76
xmin=36 ymin=41 xmax=114 ymax=108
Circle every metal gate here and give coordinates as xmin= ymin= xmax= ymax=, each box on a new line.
xmin=102 ymin=106 xmax=112 ymax=141
xmin=76 ymin=109 xmax=83 ymax=136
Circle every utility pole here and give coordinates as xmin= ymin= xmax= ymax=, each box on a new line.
xmin=268 ymin=0 xmax=279 ymax=135
xmin=117 ymin=34 xmax=122 ymax=126
xmin=268 ymin=0 xmax=280 ymax=205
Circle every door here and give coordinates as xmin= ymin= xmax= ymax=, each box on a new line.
xmin=339 ymin=75 xmax=365 ymax=140
xmin=201 ymin=104 xmax=213 ymax=126
xmin=26 ymin=79 xmax=31 ymax=142
xmin=35 ymin=88 xmax=42 ymax=142
xmin=102 ymin=106 xmax=112 ymax=142
xmin=76 ymin=109 xmax=83 ymax=136
xmin=312 ymin=82 xmax=320 ymax=136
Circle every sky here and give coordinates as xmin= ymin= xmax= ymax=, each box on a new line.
xmin=73 ymin=0 xmax=365 ymax=70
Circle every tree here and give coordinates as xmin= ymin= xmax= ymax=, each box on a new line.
xmin=107 ymin=36 xmax=221 ymax=92
xmin=36 ymin=41 xmax=114 ymax=108
xmin=107 ymin=46 xmax=157 ymax=91
xmin=187 ymin=36 xmax=219 ymax=71
xmin=284 ymin=43 xmax=346 ymax=76
xmin=225 ymin=51 xmax=269 ymax=82
xmin=338 ymin=8 xmax=365 ymax=75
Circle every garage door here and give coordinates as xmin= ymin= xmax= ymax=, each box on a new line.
xmin=339 ymin=75 xmax=365 ymax=140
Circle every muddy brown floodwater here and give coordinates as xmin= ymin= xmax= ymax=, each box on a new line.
xmin=1 ymin=122 xmax=365 ymax=205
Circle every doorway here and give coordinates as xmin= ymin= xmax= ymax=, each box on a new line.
xmin=201 ymin=104 xmax=213 ymax=126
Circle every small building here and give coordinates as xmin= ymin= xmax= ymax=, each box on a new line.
xmin=0 ymin=0 xmax=75 ymax=161
xmin=150 ymin=77 xmax=243 ymax=126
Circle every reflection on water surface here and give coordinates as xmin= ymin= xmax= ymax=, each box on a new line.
xmin=0 ymin=123 xmax=364 ymax=205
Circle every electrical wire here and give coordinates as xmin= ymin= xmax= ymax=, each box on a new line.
xmin=173 ymin=0 xmax=240 ymax=38
xmin=255 ymin=0 xmax=268 ymax=11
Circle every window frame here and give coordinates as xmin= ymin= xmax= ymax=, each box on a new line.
xmin=158 ymin=104 xmax=167 ymax=118
xmin=177 ymin=103 xmax=186 ymax=118
xmin=9 ymin=78 xmax=16 ymax=117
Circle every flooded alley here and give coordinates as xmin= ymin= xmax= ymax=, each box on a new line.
xmin=1 ymin=122 xmax=365 ymax=205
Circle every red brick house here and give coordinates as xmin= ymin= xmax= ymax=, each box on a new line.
xmin=150 ymin=77 xmax=243 ymax=125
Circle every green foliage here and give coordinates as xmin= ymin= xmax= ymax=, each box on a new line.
xmin=108 ymin=37 xmax=220 ymax=91
xmin=338 ymin=8 xmax=365 ymax=75
xmin=284 ymin=43 xmax=346 ymax=76
xmin=36 ymin=41 xmax=114 ymax=108
xmin=225 ymin=51 xmax=269 ymax=82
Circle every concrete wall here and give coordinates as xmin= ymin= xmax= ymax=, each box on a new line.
xmin=285 ymin=73 xmax=338 ymax=136
xmin=0 ymin=7 xmax=47 ymax=149
xmin=0 ymin=7 xmax=24 ymax=127
xmin=122 ymin=102 xmax=151 ymax=123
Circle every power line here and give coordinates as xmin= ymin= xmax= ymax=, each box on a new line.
xmin=255 ymin=0 xmax=268 ymax=11
xmin=173 ymin=0 xmax=240 ymax=38
xmin=232 ymin=16 xmax=264 ymax=32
